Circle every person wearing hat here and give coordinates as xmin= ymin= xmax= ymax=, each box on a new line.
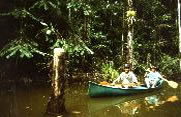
xmin=145 ymin=65 xmax=163 ymax=88
xmin=112 ymin=64 xmax=138 ymax=87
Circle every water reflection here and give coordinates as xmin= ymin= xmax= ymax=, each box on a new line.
xmin=145 ymin=95 xmax=161 ymax=109
xmin=0 ymin=82 xmax=181 ymax=117
xmin=144 ymin=95 xmax=179 ymax=110
xmin=0 ymin=83 xmax=50 ymax=117
xmin=88 ymin=94 xmax=181 ymax=117
xmin=87 ymin=85 xmax=181 ymax=117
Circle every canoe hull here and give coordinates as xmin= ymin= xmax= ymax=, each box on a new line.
xmin=88 ymin=80 xmax=163 ymax=97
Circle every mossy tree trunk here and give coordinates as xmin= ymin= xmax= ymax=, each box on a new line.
xmin=46 ymin=48 xmax=66 ymax=115
xmin=126 ymin=0 xmax=136 ymax=68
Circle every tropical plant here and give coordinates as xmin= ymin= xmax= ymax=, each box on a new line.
xmin=101 ymin=61 xmax=119 ymax=81
xmin=0 ymin=0 xmax=181 ymax=80
xmin=159 ymin=54 xmax=180 ymax=76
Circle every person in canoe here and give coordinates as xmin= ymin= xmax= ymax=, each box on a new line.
xmin=112 ymin=64 xmax=138 ymax=88
xmin=144 ymin=65 xmax=163 ymax=88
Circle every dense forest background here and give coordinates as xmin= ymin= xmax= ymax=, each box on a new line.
xmin=0 ymin=0 xmax=180 ymax=83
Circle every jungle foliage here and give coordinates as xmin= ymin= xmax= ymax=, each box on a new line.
xmin=0 ymin=0 xmax=180 ymax=80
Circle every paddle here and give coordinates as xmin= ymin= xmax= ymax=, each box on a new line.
xmin=160 ymin=77 xmax=178 ymax=89
xmin=99 ymin=81 xmax=142 ymax=88
xmin=115 ymin=82 xmax=143 ymax=88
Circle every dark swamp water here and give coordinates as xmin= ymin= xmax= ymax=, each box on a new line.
xmin=0 ymin=81 xmax=181 ymax=117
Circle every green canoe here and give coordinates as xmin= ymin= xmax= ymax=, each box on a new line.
xmin=88 ymin=80 xmax=164 ymax=97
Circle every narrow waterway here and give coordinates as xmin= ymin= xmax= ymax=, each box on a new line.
xmin=0 ymin=81 xmax=181 ymax=117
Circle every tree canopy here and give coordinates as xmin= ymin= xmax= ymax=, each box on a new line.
xmin=0 ymin=0 xmax=180 ymax=80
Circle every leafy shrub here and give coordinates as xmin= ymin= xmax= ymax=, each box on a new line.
xmin=158 ymin=54 xmax=180 ymax=76
xmin=101 ymin=61 xmax=119 ymax=82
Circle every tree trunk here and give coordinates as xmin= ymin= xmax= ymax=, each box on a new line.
xmin=121 ymin=8 xmax=125 ymax=57
xmin=46 ymin=48 xmax=66 ymax=115
xmin=178 ymin=0 xmax=181 ymax=70
xmin=126 ymin=0 xmax=135 ymax=68
xmin=127 ymin=27 xmax=134 ymax=65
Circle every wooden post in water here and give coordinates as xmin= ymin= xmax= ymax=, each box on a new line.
xmin=46 ymin=48 xmax=66 ymax=115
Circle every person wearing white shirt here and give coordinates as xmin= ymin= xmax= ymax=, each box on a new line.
xmin=145 ymin=66 xmax=163 ymax=88
xmin=112 ymin=64 xmax=138 ymax=87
